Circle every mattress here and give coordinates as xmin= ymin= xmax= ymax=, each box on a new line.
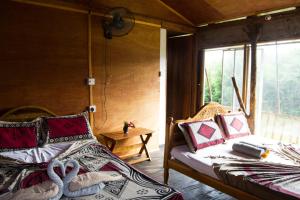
xmin=170 ymin=135 xmax=296 ymax=179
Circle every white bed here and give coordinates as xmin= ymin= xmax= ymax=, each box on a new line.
xmin=165 ymin=102 xmax=300 ymax=200
xmin=170 ymin=135 xmax=296 ymax=180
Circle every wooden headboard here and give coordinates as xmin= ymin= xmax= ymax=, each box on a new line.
xmin=0 ymin=106 xmax=56 ymax=122
xmin=164 ymin=102 xmax=230 ymax=162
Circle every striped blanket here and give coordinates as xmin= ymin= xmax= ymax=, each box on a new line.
xmin=212 ymin=146 xmax=300 ymax=200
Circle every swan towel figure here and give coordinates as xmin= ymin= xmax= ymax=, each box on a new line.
xmin=62 ymin=159 xmax=124 ymax=197
xmin=62 ymin=159 xmax=104 ymax=197
xmin=11 ymin=159 xmax=124 ymax=200
xmin=11 ymin=159 xmax=65 ymax=200
xmin=47 ymin=159 xmax=65 ymax=200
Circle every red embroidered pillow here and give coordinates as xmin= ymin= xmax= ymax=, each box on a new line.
xmin=43 ymin=112 xmax=94 ymax=144
xmin=178 ymin=120 xmax=225 ymax=152
xmin=0 ymin=120 xmax=41 ymax=152
xmin=217 ymin=112 xmax=251 ymax=139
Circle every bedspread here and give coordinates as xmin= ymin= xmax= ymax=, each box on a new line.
xmin=212 ymin=157 xmax=300 ymax=200
xmin=0 ymin=140 xmax=183 ymax=200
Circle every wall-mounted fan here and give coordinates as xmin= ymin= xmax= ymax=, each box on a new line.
xmin=103 ymin=7 xmax=135 ymax=39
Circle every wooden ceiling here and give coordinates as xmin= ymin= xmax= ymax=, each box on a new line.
xmin=26 ymin=0 xmax=300 ymax=31
xmin=161 ymin=0 xmax=300 ymax=26
xmin=90 ymin=0 xmax=300 ymax=27
xmin=90 ymin=0 xmax=189 ymax=25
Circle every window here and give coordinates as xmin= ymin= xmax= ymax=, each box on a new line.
xmin=204 ymin=46 xmax=246 ymax=111
xmin=256 ymin=40 xmax=300 ymax=144
xmin=204 ymin=40 xmax=300 ymax=144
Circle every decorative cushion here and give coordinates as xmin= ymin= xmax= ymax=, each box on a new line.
xmin=43 ymin=112 xmax=94 ymax=144
xmin=178 ymin=119 xmax=225 ymax=152
xmin=0 ymin=119 xmax=42 ymax=152
xmin=217 ymin=112 xmax=251 ymax=139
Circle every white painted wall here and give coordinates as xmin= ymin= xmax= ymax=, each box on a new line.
xmin=159 ymin=28 xmax=167 ymax=145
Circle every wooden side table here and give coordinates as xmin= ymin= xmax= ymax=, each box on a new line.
xmin=100 ymin=128 xmax=153 ymax=164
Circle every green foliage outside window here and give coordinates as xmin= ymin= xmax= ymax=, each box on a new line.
xmin=204 ymin=66 xmax=222 ymax=103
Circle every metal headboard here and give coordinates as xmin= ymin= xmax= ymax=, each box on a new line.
xmin=0 ymin=105 xmax=56 ymax=122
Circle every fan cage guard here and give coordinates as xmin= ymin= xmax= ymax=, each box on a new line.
xmin=103 ymin=7 xmax=135 ymax=38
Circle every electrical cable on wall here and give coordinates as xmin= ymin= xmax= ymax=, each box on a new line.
xmin=95 ymin=7 xmax=135 ymax=131
xmin=94 ymin=37 xmax=109 ymax=131
xmin=102 ymin=38 xmax=109 ymax=127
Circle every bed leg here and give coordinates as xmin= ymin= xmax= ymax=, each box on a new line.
xmin=164 ymin=167 xmax=169 ymax=184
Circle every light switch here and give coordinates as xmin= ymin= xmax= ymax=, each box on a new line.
xmin=87 ymin=78 xmax=95 ymax=86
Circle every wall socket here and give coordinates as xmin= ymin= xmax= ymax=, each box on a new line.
xmin=88 ymin=105 xmax=96 ymax=112
xmin=87 ymin=77 xmax=95 ymax=86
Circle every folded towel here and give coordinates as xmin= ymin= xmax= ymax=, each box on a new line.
xmin=47 ymin=159 xmax=65 ymax=200
xmin=11 ymin=180 xmax=59 ymax=200
xmin=11 ymin=160 xmax=123 ymax=200
xmin=232 ymin=143 xmax=265 ymax=158
xmin=69 ymin=171 xmax=123 ymax=192
xmin=63 ymin=159 xmax=103 ymax=198
xmin=13 ymin=159 xmax=65 ymax=200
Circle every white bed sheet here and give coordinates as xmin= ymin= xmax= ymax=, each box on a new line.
xmin=0 ymin=143 xmax=72 ymax=163
xmin=170 ymin=135 xmax=296 ymax=180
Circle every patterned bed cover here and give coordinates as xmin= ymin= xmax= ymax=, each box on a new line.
xmin=0 ymin=140 xmax=183 ymax=200
xmin=212 ymin=154 xmax=300 ymax=200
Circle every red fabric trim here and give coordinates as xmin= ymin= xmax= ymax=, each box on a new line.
xmin=47 ymin=116 xmax=88 ymax=138
xmin=227 ymin=132 xmax=250 ymax=139
xmin=219 ymin=115 xmax=230 ymax=138
xmin=0 ymin=127 xmax=37 ymax=150
xmin=215 ymin=115 xmax=227 ymax=139
xmin=169 ymin=193 xmax=184 ymax=200
xmin=185 ymin=124 xmax=198 ymax=151
xmin=100 ymin=162 xmax=121 ymax=172
xmin=198 ymin=123 xmax=216 ymax=139
xmin=196 ymin=138 xmax=225 ymax=149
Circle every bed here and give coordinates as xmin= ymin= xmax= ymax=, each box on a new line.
xmin=0 ymin=106 xmax=183 ymax=200
xmin=164 ymin=102 xmax=300 ymax=200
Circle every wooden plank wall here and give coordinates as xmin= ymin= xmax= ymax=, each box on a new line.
xmin=0 ymin=1 xmax=160 ymax=152
xmin=167 ymin=35 xmax=197 ymax=121
xmin=0 ymin=1 xmax=89 ymax=115
xmin=92 ymin=17 xmax=160 ymax=153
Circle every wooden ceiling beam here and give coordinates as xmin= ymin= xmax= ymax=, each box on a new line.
xmin=156 ymin=0 xmax=195 ymax=26
xmin=158 ymin=0 xmax=300 ymax=26
xmin=197 ymin=7 xmax=300 ymax=49
xmin=12 ymin=0 xmax=89 ymax=14
xmin=11 ymin=0 xmax=196 ymax=33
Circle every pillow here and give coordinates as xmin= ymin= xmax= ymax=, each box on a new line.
xmin=0 ymin=119 xmax=42 ymax=152
xmin=178 ymin=119 xmax=225 ymax=152
xmin=216 ymin=112 xmax=251 ymax=139
xmin=42 ymin=112 xmax=94 ymax=144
